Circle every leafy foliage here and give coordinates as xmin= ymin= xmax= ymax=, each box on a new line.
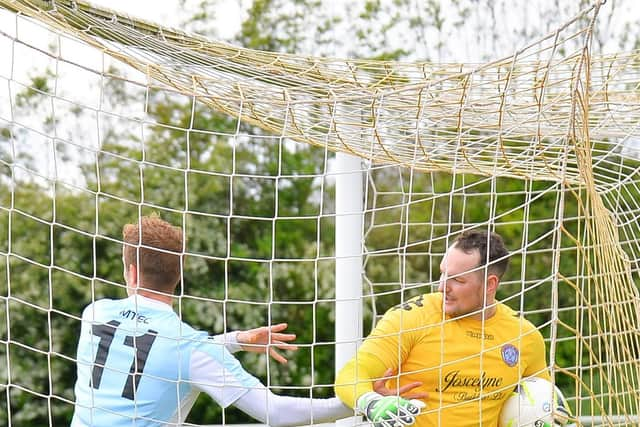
xmin=1 ymin=0 xmax=640 ymax=425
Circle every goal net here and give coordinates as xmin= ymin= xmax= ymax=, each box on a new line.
xmin=0 ymin=0 xmax=639 ymax=425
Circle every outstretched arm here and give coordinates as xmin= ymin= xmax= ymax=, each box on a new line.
xmin=236 ymin=323 xmax=298 ymax=364
xmin=213 ymin=323 xmax=298 ymax=364
xmin=231 ymin=377 xmax=426 ymax=427
xmin=233 ymin=384 xmax=352 ymax=427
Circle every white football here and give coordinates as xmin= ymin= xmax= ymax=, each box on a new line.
xmin=499 ymin=377 xmax=571 ymax=427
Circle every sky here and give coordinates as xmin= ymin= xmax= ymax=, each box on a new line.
xmin=88 ymin=0 xmax=245 ymax=38
xmin=81 ymin=1 xmax=640 ymax=61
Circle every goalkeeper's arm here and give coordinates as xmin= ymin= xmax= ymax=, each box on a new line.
xmin=357 ymin=391 xmax=425 ymax=427
xmin=335 ymin=353 xmax=426 ymax=427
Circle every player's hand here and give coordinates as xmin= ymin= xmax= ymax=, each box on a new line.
xmin=374 ymin=368 xmax=429 ymax=400
xmin=236 ymin=323 xmax=298 ymax=364
xmin=357 ymin=391 xmax=425 ymax=427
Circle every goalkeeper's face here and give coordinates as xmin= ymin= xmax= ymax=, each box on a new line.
xmin=437 ymin=245 xmax=498 ymax=320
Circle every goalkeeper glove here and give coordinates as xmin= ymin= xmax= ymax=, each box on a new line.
xmin=357 ymin=391 xmax=425 ymax=427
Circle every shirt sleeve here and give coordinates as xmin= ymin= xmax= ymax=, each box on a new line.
xmin=233 ymin=384 xmax=353 ymax=427
xmin=335 ymin=296 xmax=426 ymax=408
xmin=522 ymin=326 xmax=551 ymax=381
xmin=210 ymin=331 xmax=242 ymax=353
xmin=189 ymin=338 xmax=261 ymax=408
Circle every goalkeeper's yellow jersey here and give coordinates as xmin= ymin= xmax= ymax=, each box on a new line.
xmin=335 ymin=292 xmax=550 ymax=427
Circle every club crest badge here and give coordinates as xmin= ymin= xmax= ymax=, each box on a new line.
xmin=501 ymin=344 xmax=519 ymax=367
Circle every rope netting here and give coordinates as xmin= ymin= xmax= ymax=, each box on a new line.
xmin=1 ymin=0 xmax=639 ymax=423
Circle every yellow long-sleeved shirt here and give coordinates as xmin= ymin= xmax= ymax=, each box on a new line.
xmin=335 ymin=292 xmax=549 ymax=427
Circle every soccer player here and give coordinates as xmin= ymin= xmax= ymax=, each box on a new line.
xmin=71 ymin=215 xmax=357 ymax=426
xmin=335 ymin=230 xmax=551 ymax=426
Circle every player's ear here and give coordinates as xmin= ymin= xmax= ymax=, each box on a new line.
xmin=127 ymin=263 xmax=138 ymax=287
xmin=486 ymin=273 xmax=499 ymax=294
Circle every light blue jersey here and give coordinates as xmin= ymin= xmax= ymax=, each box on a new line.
xmin=71 ymin=295 xmax=260 ymax=426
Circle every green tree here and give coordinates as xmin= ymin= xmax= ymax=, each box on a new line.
xmin=2 ymin=1 xmax=640 ymax=425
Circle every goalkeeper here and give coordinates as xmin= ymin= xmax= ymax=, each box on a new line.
xmin=71 ymin=215 xmax=415 ymax=427
xmin=335 ymin=230 xmax=552 ymax=427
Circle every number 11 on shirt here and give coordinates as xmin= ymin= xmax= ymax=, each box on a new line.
xmin=90 ymin=320 xmax=158 ymax=400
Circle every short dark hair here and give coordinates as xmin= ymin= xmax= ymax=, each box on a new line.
xmin=454 ymin=230 xmax=510 ymax=279
xmin=123 ymin=215 xmax=183 ymax=293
